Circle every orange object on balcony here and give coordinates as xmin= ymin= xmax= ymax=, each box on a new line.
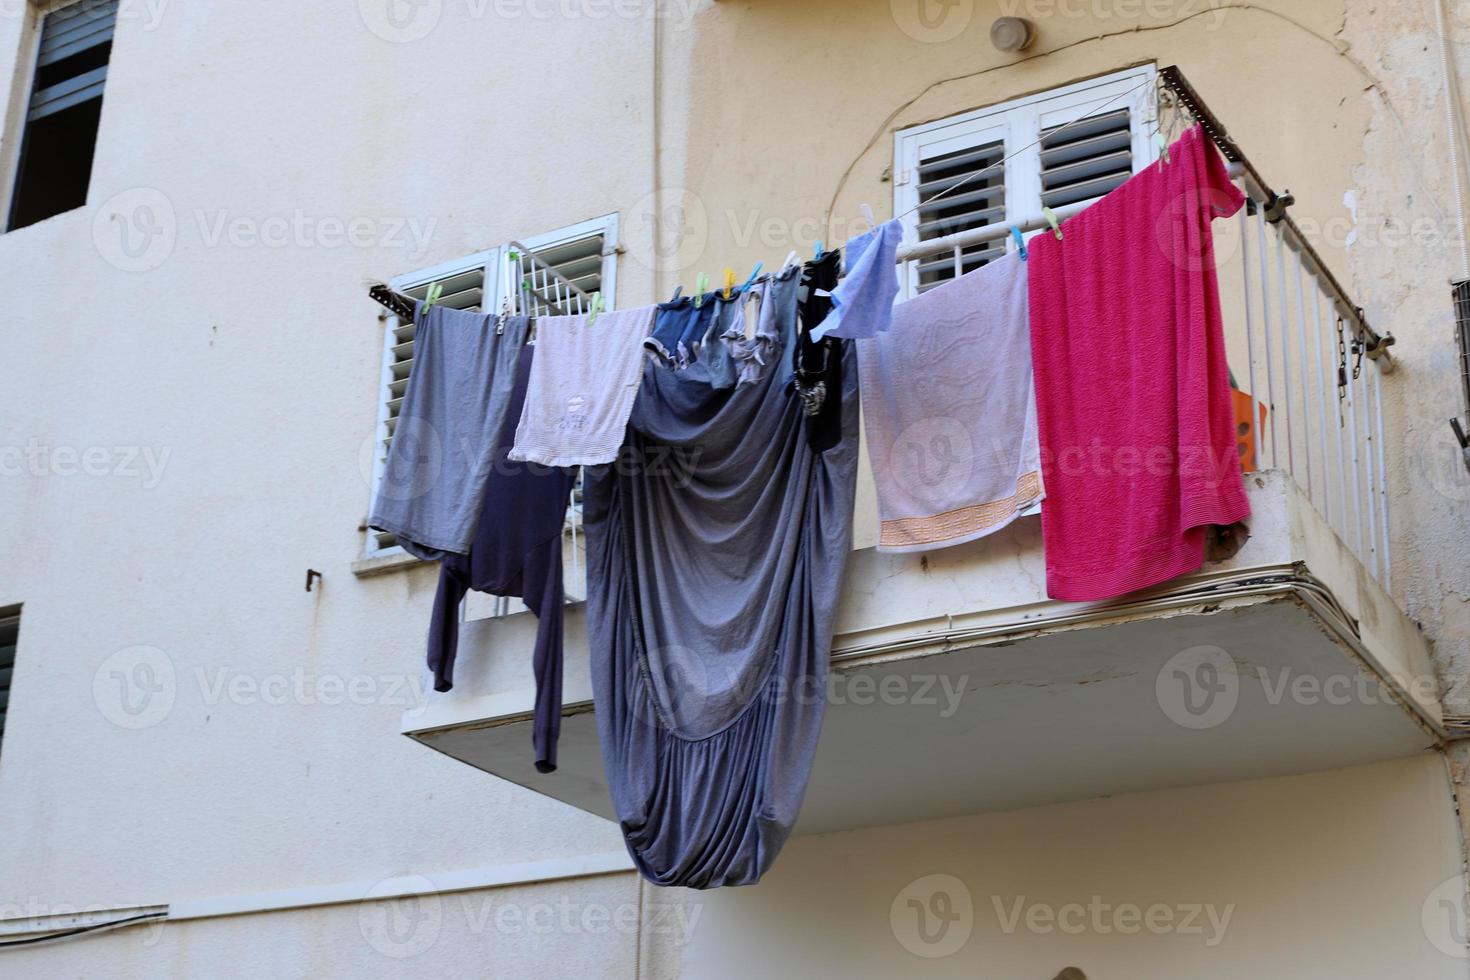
xmin=1232 ymin=388 xmax=1267 ymax=473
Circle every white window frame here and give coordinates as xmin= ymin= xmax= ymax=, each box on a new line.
xmin=893 ymin=65 xmax=1158 ymax=297
xmin=364 ymin=212 xmax=619 ymax=561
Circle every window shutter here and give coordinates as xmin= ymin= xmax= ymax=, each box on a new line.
xmin=1039 ymin=107 xmax=1134 ymax=209
xmin=912 ymin=139 xmax=1006 ymax=293
xmin=29 ymin=0 xmax=118 ymax=122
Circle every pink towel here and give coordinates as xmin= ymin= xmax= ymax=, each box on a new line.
xmin=1027 ymin=125 xmax=1249 ymax=601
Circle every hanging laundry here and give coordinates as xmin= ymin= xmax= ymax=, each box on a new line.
xmin=368 ymin=307 xmax=530 ymax=561
xmin=704 ymin=265 xmax=801 ymax=389
xmin=794 ymin=249 xmax=846 ymax=452
xmin=645 ymin=293 xmax=718 ymax=368
xmin=808 ymin=217 xmax=902 ymax=341
xmin=427 ymin=345 xmax=576 ymax=772
xmin=858 ymin=251 xmax=1042 ymax=552
xmin=1027 ymin=124 xmax=1249 ymax=601
xmin=582 ymin=307 xmax=859 ymax=889
xmin=509 ymin=306 xmax=657 ymax=467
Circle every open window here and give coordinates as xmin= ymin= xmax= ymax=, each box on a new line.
xmin=7 ymin=0 xmax=118 ymax=231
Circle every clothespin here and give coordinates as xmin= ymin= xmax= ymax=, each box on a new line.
xmin=1010 ymin=226 xmax=1028 ymax=261
xmin=1154 ymin=131 xmax=1171 ymax=164
xmin=742 ymin=262 xmax=763 ymax=291
xmin=721 ymin=267 xmax=737 ymax=300
xmin=586 ymin=291 xmax=605 ymax=326
xmin=781 ymin=250 xmax=800 ymax=271
xmin=1042 ymin=207 xmax=1063 ymax=241
xmin=860 ymin=203 xmax=876 ymax=231
xmin=814 ymin=240 xmax=824 ymax=260
xmin=693 ymin=272 xmax=710 ymax=308
xmin=421 ymin=281 xmax=444 ymax=315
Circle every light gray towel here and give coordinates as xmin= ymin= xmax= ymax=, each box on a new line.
xmin=368 ymin=307 xmax=530 ymax=560
xmin=857 ymin=252 xmax=1042 ymax=553
xmin=508 ymin=306 xmax=657 ymax=467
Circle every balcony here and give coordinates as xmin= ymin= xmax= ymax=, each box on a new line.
xmin=401 ymin=71 xmax=1444 ymax=835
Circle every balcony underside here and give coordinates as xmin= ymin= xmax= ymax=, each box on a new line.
xmin=404 ymin=471 xmax=1443 ymax=835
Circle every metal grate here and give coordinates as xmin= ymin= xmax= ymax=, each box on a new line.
xmin=913 ymin=139 xmax=1006 ymax=292
xmin=1039 ymin=107 xmax=1133 ymax=209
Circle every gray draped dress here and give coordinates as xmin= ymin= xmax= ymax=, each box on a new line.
xmin=583 ymin=293 xmax=858 ymax=889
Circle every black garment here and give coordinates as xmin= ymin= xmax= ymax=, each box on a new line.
xmin=795 ymin=249 xmax=846 ymax=452
xmin=427 ymin=346 xmax=577 ymax=773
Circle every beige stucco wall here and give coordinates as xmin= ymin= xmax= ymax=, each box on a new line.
xmin=1 ymin=0 xmax=1468 ymax=976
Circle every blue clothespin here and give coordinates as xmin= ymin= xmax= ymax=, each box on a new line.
xmin=814 ymin=240 xmax=824 ymax=260
xmin=1154 ymin=132 xmax=1171 ymax=164
xmin=1042 ymin=207 xmax=1063 ymax=241
xmin=741 ymin=262 xmax=763 ymax=291
xmin=1010 ymin=226 xmax=1027 ymax=261
xmin=586 ymin=291 xmax=605 ymax=326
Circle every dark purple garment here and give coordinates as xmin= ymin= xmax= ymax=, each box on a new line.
xmin=427 ymin=345 xmax=576 ymax=773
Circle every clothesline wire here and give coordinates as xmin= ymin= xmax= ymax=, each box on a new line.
xmin=892 ymin=73 xmax=1160 ymax=224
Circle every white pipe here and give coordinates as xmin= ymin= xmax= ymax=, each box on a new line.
xmin=1435 ymin=0 xmax=1470 ymax=279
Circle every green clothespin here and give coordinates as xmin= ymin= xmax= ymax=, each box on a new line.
xmin=1042 ymin=207 xmax=1063 ymax=241
xmin=1154 ymin=132 xmax=1171 ymax=164
xmin=422 ymin=281 xmax=444 ymax=315
xmin=587 ymin=291 xmax=605 ymax=326
xmin=693 ymin=272 xmax=710 ymax=308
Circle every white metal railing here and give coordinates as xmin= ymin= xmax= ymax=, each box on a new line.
xmin=1233 ymin=177 xmax=1392 ymax=590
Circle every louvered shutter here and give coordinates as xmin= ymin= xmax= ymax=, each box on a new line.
xmin=1039 ymin=107 xmax=1134 ymax=209
xmin=29 ymin=0 xmax=117 ymax=122
xmin=913 ymin=139 xmax=1007 ymax=293
xmin=895 ymin=67 xmax=1155 ymax=300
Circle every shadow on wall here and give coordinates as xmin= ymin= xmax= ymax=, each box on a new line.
xmin=1053 ymin=970 xmax=1087 ymax=980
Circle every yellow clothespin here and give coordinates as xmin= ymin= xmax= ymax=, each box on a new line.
xmin=586 ymin=291 xmax=605 ymax=326
xmin=1042 ymin=207 xmax=1063 ymax=241
xmin=722 ymin=267 xmax=737 ymax=301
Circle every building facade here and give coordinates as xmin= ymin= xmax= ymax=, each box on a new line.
xmin=2 ymin=0 xmax=1470 ymax=976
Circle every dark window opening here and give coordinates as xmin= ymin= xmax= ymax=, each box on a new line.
xmin=6 ymin=0 xmax=118 ymax=232
xmin=0 ymin=608 xmax=18 ymax=753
